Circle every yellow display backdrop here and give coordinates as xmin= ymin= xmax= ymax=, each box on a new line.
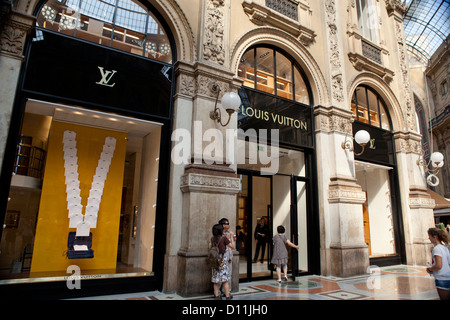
xmin=30 ymin=121 xmax=127 ymax=273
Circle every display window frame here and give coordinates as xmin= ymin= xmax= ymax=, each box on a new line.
xmin=0 ymin=0 xmax=175 ymax=298
xmin=351 ymin=86 xmax=406 ymax=267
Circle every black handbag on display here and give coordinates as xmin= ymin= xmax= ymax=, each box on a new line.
xmin=66 ymin=232 xmax=94 ymax=259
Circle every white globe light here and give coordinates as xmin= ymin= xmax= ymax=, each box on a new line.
xmin=221 ymin=92 xmax=241 ymax=112
xmin=430 ymin=152 xmax=444 ymax=166
xmin=354 ymin=130 xmax=370 ymax=146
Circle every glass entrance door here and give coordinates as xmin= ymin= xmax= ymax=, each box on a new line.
xmin=272 ymin=176 xmax=309 ymax=279
xmin=237 ymin=174 xmax=272 ymax=281
xmin=237 ymin=172 xmax=310 ymax=281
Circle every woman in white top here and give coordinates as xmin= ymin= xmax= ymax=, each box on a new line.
xmin=426 ymin=227 xmax=450 ymax=300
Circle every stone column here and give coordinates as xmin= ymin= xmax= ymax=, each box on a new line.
xmin=387 ymin=1 xmax=435 ymax=265
xmin=170 ymin=0 xmax=241 ymax=296
xmin=0 ymin=8 xmax=35 ymax=170
xmin=315 ymin=105 xmax=369 ymax=277
xmin=315 ymin=0 xmax=369 ymax=277
xmin=394 ymin=131 xmax=435 ymax=265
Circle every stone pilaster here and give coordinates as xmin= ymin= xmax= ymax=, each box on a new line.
xmin=393 ymin=130 xmax=435 ymax=266
xmin=315 ymin=105 xmax=369 ymax=277
xmin=177 ymin=164 xmax=240 ymax=296
xmin=0 ymin=9 xmax=34 ymax=170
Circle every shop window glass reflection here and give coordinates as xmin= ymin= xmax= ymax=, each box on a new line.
xmin=256 ymin=48 xmax=275 ymax=94
xmin=238 ymin=46 xmax=310 ymax=105
xmin=276 ymin=53 xmax=292 ymax=100
xmin=37 ymin=0 xmax=172 ymax=63
xmin=351 ymin=85 xmax=391 ymax=131
xmin=380 ymin=103 xmax=390 ymax=130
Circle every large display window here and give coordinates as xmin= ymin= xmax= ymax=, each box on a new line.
xmin=0 ymin=100 xmax=162 ymax=283
xmin=0 ymin=0 xmax=173 ymax=296
xmin=351 ymin=85 xmax=405 ymax=264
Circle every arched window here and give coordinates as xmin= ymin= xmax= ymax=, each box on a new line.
xmin=238 ymin=46 xmax=310 ymax=105
xmin=37 ymin=0 xmax=172 ymax=63
xmin=351 ymin=85 xmax=391 ymax=131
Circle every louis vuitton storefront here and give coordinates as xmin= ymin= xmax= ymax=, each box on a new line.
xmin=0 ymin=0 xmax=174 ymax=298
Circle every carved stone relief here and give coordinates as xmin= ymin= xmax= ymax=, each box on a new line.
xmin=203 ymin=0 xmax=225 ymax=65
xmin=395 ymin=22 xmax=416 ymax=131
xmin=0 ymin=11 xmax=34 ymax=59
xmin=325 ymin=0 xmax=344 ymax=103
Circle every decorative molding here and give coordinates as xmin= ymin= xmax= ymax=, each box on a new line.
xmin=180 ymin=172 xmax=240 ymax=194
xmin=325 ymin=0 xmax=344 ymax=104
xmin=348 ymin=52 xmax=394 ymax=84
xmin=409 ymin=186 xmax=435 ymax=209
xmin=314 ymin=105 xmax=352 ymax=134
xmin=393 ymin=130 xmax=422 ymax=155
xmin=242 ymin=0 xmax=316 ymax=46
xmin=174 ymin=60 xmax=237 ymax=99
xmin=385 ymin=0 xmax=408 ymax=18
xmin=394 ymin=17 xmax=416 ymax=131
xmin=155 ymin=0 xmax=197 ymax=63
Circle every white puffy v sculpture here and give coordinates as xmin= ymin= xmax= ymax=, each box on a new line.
xmin=63 ymin=130 xmax=116 ymax=241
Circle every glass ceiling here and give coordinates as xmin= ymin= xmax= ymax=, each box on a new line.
xmin=403 ymin=0 xmax=450 ymax=63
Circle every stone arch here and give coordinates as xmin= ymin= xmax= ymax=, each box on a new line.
xmin=348 ymin=72 xmax=406 ymax=132
xmin=230 ymin=26 xmax=328 ymax=106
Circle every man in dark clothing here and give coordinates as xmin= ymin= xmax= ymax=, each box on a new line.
xmin=253 ymin=217 xmax=268 ymax=263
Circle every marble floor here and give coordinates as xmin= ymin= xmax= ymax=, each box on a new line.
xmin=73 ymin=265 xmax=440 ymax=300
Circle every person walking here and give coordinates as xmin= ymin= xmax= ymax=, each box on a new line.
xmin=426 ymin=227 xmax=450 ymax=300
xmin=271 ymin=225 xmax=299 ymax=284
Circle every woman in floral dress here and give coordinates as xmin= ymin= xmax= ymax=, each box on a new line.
xmin=211 ymin=224 xmax=235 ymax=300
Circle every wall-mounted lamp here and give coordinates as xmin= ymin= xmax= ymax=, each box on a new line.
xmin=341 ymin=119 xmax=371 ymax=156
xmin=209 ymin=84 xmax=241 ymax=127
xmin=417 ymin=151 xmax=444 ymax=187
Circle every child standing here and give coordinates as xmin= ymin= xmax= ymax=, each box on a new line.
xmin=426 ymin=227 xmax=450 ymax=300
xmin=271 ymin=225 xmax=299 ymax=283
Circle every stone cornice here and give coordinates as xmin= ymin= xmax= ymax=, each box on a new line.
xmin=314 ymin=105 xmax=353 ymax=134
xmin=393 ymin=130 xmax=422 ymax=155
xmin=409 ymin=186 xmax=435 ymax=209
xmin=328 ymin=175 xmax=366 ymax=204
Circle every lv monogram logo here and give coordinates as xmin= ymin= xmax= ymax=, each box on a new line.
xmin=96 ymin=66 xmax=117 ymax=87
xmin=369 ymin=138 xmax=376 ymax=150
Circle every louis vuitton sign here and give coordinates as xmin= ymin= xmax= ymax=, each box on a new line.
xmin=238 ymin=87 xmax=313 ymax=148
